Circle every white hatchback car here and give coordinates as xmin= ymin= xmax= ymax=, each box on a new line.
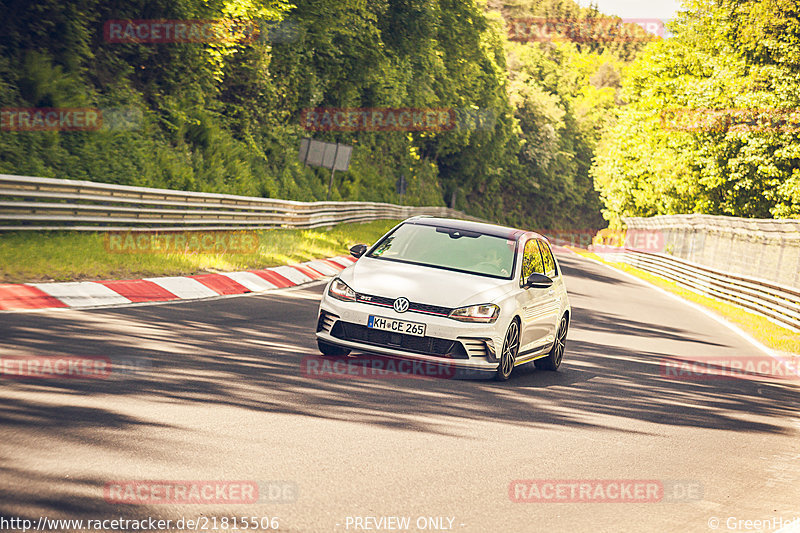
xmin=315 ymin=217 xmax=570 ymax=380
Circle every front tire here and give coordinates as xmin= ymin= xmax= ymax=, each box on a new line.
xmin=535 ymin=315 xmax=568 ymax=371
xmin=317 ymin=339 xmax=351 ymax=357
xmin=495 ymin=319 xmax=520 ymax=381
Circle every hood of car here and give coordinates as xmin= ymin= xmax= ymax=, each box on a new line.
xmin=338 ymin=256 xmax=515 ymax=308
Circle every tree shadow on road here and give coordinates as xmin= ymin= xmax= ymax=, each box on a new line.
xmin=1 ymin=254 xmax=798 ymax=519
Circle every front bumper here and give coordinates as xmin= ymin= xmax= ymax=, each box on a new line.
xmin=316 ymin=297 xmax=507 ymax=378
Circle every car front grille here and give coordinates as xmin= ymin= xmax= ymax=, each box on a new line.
xmin=330 ymin=321 xmax=469 ymax=359
xmin=355 ymin=293 xmax=453 ymax=317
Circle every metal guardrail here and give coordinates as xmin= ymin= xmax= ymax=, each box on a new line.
xmin=0 ymin=174 xmax=481 ymax=230
xmin=5 ymin=174 xmax=797 ymax=330
xmin=624 ymin=214 xmax=800 ymax=290
xmin=610 ymin=249 xmax=800 ymax=331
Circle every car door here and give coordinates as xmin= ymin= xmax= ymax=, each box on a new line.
xmin=536 ymin=239 xmax=564 ymax=346
xmin=517 ymin=238 xmax=558 ymax=354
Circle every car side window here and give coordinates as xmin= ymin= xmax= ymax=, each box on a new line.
xmin=537 ymin=240 xmax=557 ymax=278
xmin=520 ymin=238 xmax=545 ymax=286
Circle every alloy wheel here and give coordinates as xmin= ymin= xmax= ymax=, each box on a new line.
xmin=497 ymin=319 xmax=519 ymax=381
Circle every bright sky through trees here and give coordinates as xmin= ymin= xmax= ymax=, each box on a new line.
xmin=577 ymin=0 xmax=682 ymax=20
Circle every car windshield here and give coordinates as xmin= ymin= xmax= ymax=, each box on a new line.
xmin=367 ymin=223 xmax=517 ymax=279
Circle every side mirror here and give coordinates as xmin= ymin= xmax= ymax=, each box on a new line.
xmin=350 ymin=244 xmax=368 ymax=258
xmin=523 ymin=273 xmax=553 ymax=289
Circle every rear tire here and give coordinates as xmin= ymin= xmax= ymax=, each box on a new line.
xmin=535 ymin=315 xmax=568 ymax=371
xmin=317 ymin=340 xmax=350 ymax=357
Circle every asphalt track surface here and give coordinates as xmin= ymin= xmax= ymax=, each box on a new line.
xmin=1 ymin=252 xmax=799 ymax=533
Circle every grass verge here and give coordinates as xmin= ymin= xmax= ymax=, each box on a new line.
xmin=570 ymin=249 xmax=800 ymax=356
xmin=0 ymin=220 xmax=400 ymax=283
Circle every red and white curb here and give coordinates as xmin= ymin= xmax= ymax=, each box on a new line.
xmin=0 ymin=256 xmax=356 ymax=311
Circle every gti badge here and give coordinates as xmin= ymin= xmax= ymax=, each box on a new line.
xmin=393 ymin=297 xmax=410 ymax=313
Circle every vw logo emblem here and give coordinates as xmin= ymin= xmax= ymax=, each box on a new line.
xmin=393 ymin=297 xmax=410 ymax=313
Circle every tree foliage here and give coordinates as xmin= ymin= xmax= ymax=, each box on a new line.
xmin=592 ymin=0 xmax=800 ymax=225
xmin=0 ymin=0 xmax=651 ymax=229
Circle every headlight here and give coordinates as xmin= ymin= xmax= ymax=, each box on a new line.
xmin=328 ymin=278 xmax=356 ymax=302
xmin=448 ymin=304 xmax=500 ymax=323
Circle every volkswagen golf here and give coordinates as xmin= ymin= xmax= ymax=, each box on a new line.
xmin=315 ymin=217 xmax=570 ymax=380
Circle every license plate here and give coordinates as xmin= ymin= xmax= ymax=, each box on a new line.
xmin=367 ymin=315 xmax=426 ymax=337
